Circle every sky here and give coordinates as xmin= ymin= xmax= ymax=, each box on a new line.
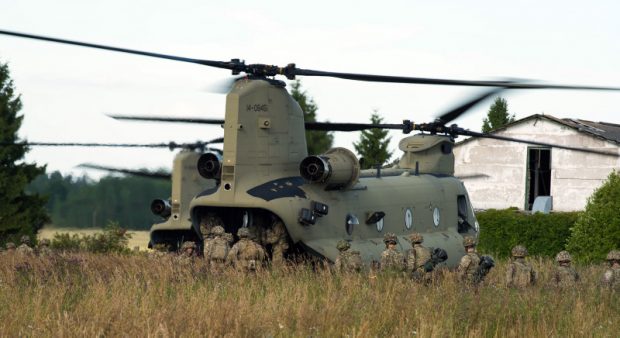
xmin=1 ymin=0 xmax=619 ymax=179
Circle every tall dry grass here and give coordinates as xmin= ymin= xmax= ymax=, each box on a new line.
xmin=0 ymin=253 xmax=618 ymax=337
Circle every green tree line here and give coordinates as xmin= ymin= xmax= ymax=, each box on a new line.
xmin=28 ymin=172 xmax=171 ymax=230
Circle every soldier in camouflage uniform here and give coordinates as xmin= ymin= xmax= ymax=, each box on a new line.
xmin=380 ymin=233 xmax=405 ymax=273
xmin=204 ymin=225 xmax=231 ymax=270
xmin=552 ymin=250 xmax=579 ymax=288
xmin=16 ymin=235 xmax=34 ymax=256
xmin=149 ymin=243 xmax=171 ymax=259
xmin=227 ymin=227 xmax=267 ymax=272
xmin=175 ymin=241 xmax=197 ymax=265
xmin=601 ymin=250 xmax=620 ymax=290
xmin=199 ymin=213 xmax=225 ymax=239
xmin=37 ymin=238 xmax=54 ymax=257
xmin=506 ymin=245 xmax=537 ymax=288
xmin=334 ymin=240 xmax=362 ymax=273
xmin=405 ymin=232 xmax=432 ymax=283
xmin=457 ymin=236 xmax=481 ymax=284
xmin=265 ymin=220 xmax=289 ymax=267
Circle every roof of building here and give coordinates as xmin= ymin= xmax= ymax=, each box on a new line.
xmin=456 ymin=114 xmax=620 ymax=146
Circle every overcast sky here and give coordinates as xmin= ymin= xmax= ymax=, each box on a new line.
xmin=1 ymin=0 xmax=619 ymax=179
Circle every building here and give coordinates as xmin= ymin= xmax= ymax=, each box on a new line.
xmin=454 ymin=114 xmax=620 ymax=211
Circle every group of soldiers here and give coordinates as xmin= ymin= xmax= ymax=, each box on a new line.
xmin=173 ymin=226 xmax=269 ymax=272
xmin=335 ymin=232 xmax=620 ymax=290
xmin=3 ymin=231 xmax=620 ymax=289
xmin=2 ymin=235 xmax=53 ymax=257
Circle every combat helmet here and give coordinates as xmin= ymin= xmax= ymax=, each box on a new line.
xmin=606 ymin=250 xmax=620 ymax=262
xmin=555 ymin=250 xmax=572 ymax=263
xmin=408 ymin=232 xmax=423 ymax=244
xmin=6 ymin=242 xmax=16 ymax=250
xmin=462 ymin=235 xmax=476 ymax=248
xmin=237 ymin=227 xmax=250 ymax=238
xmin=336 ymin=240 xmax=351 ymax=251
xmin=511 ymin=245 xmax=528 ymax=258
xmin=181 ymin=241 xmax=196 ymax=251
xmin=211 ymin=226 xmax=225 ymax=236
xmin=20 ymin=235 xmax=31 ymax=245
xmin=383 ymin=232 xmax=398 ymax=244
xmin=39 ymin=238 xmax=50 ymax=247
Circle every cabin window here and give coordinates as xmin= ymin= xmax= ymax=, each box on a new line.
xmin=457 ymin=195 xmax=469 ymax=233
xmin=526 ymin=148 xmax=551 ymax=210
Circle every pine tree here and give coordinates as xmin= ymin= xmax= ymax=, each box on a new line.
xmin=481 ymin=97 xmax=515 ymax=133
xmin=566 ymin=170 xmax=620 ymax=263
xmin=353 ymin=111 xmax=393 ymax=169
xmin=290 ymin=80 xmax=333 ymax=155
xmin=0 ymin=61 xmax=49 ymax=245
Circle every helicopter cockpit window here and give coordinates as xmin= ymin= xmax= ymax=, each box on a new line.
xmin=457 ymin=195 xmax=470 ymax=233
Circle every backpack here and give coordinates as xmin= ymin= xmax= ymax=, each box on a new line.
xmin=209 ymin=237 xmax=230 ymax=261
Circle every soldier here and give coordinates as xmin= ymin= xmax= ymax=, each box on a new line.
xmin=227 ymin=227 xmax=267 ymax=272
xmin=552 ymin=250 xmax=579 ymax=288
xmin=601 ymin=250 xmax=620 ymax=290
xmin=405 ymin=232 xmax=432 ymax=283
xmin=334 ymin=240 xmax=362 ymax=273
xmin=37 ymin=238 xmax=54 ymax=257
xmin=5 ymin=242 xmax=16 ymax=253
xmin=265 ymin=219 xmax=289 ymax=267
xmin=16 ymin=235 xmax=34 ymax=256
xmin=175 ymin=241 xmax=197 ymax=265
xmin=380 ymin=233 xmax=405 ymax=273
xmin=506 ymin=245 xmax=537 ymax=288
xmin=199 ymin=213 xmax=225 ymax=239
xmin=204 ymin=225 xmax=231 ymax=270
xmin=457 ymin=235 xmax=481 ymax=284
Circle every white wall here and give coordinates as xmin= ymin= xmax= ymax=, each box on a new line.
xmin=454 ymin=118 xmax=620 ymax=211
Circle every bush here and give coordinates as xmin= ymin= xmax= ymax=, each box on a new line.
xmin=50 ymin=232 xmax=83 ymax=252
xmin=49 ymin=222 xmax=132 ymax=254
xmin=566 ymin=170 xmax=620 ymax=263
xmin=477 ymin=208 xmax=579 ymax=258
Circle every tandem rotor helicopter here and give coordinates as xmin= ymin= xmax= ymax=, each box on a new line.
xmin=2 ymin=29 xmax=620 ymax=267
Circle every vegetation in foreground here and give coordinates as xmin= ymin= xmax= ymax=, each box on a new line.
xmin=0 ymin=253 xmax=618 ymax=337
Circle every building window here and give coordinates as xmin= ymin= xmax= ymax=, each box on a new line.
xmin=526 ymin=148 xmax=551 ymax=210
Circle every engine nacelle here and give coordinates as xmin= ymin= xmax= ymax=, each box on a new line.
xmin=151 ymin=199 xmax=172 ymax=218
xmin=299 ymin=147 xmax=360 ymax=190
xmin=197 ymin=153 xmax=221 ymax=180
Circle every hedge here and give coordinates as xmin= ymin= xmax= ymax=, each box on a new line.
xmin=476 ymin=208 xmax=579 ymax=258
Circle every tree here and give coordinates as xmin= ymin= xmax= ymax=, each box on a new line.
xmin=353 ymin=111 xmax=393 ymax=169
xmin=0 ymin=61 xmax=49 ymax=245
xmin=290 ymin=80 xmax=333 ymax=155
xmin=566 ymin=170 xmax=620 ymax=263
xmin=481 ymin=97 xmax=515 ymax=133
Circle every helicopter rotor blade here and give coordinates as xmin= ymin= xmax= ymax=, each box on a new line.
xmin=109 ymin=115 xmax=406 ymax=132
xmin=459 ymin=130 xmax=620 ymax=157
xmin=107 ymin=114 xmax=225 ymax=125
xmin=436 ymin=88 xmax=505 ymax=124
xmin=294 ymin=68 xmax=620 ymax=91
xmin=0 ymin=29 xmax=232 ymax=70
xmin=3 ymin=29 xmax=620 ymax=91
xmin=78 ymin=163 xmax=171 ymax=180
xmin=0 ymin=141 xmax=223 ymax=152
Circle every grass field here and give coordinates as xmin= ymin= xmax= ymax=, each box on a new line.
xmin=0 ymin=253 xmax=618 ymax=337
xmin=38 ymin=227 xmax=151 ymax=250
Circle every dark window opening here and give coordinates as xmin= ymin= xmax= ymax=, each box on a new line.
xmin=527 ymin=148 xmax=551 ymax=210
xmin=457 ymin=195 xmax=469 ymax=233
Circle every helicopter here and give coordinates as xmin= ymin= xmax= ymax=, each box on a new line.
xmin=78 ymin=137 xmax=223 ymax=249
xmin=1 ymin=29 xmax=619 ymax=267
